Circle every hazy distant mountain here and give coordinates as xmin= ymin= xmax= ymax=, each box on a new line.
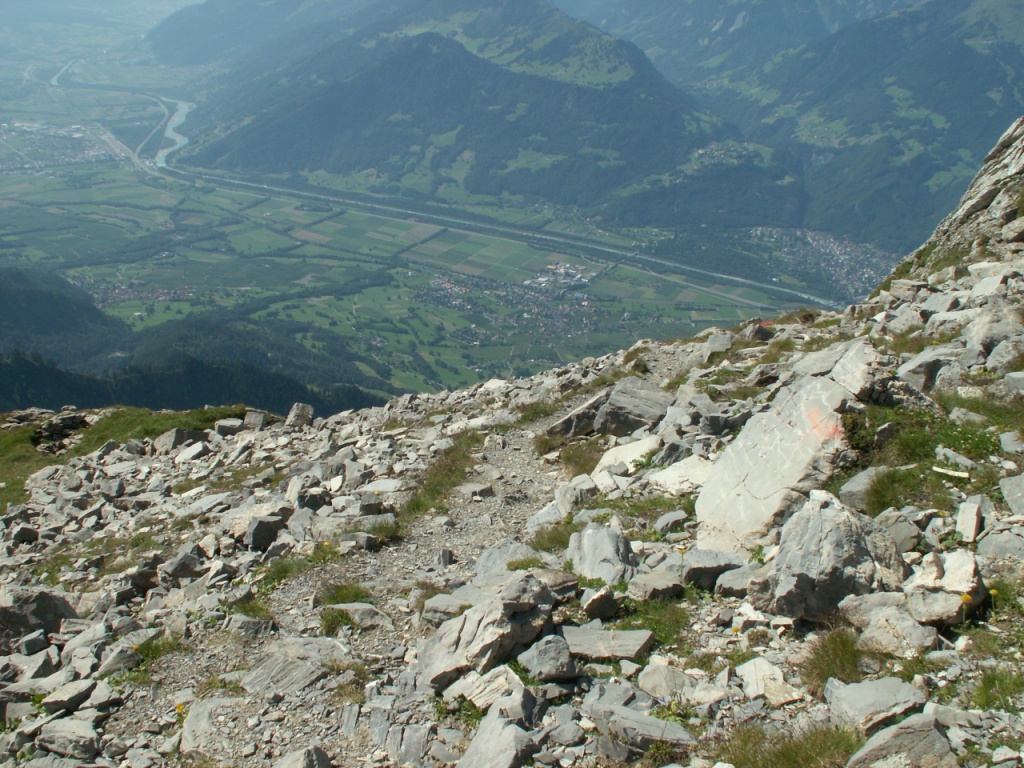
xmin=177 ymin=0 xmax=806 ymax=231
xmin=702 ymin=0 xmax=1024 ymax=250
xmin=146 ymin=0 xmax=378 ymax=65
xmin=550 ymin=0 xmax=918 ymax=86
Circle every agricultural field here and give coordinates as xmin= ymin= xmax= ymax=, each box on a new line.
xmin=0 ymin=159 xmax=787 ymax=391
xmin=0 ymin=16 xmax=798 ymax=395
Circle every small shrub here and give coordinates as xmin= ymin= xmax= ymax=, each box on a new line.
xmin=316 ymin=581 xmax=373 ymax=607
xmin=456 ymin=697 xmax=485 ymax=728
xmin=321 ymin=608 xmax=354 ymax=636
xmin=260 ymin=556 xmax=309 ymax=592
xmin=760 ymin=338 xmax=798 ymax=364
xmin=136 ymin=634 xmax=188 ymax=663
xmin=306 ymin=541 xmax=344 ymax=566
xmin=196 ymin=676 xmax=244 ymax=698
xmin=560 ymin=437 xmax=606 ymax=476
xmin=801 ymin=628 xmax=863 ymax=696
xmin=402 ymin=430 xmax=484 ymax=517
xmin=641 ymin=740 xmax=681 ymax=767
xmin=411 ymin=580 xmax=443 ymax=615
xmin=517 ymin=401 xmax=559 ymax=424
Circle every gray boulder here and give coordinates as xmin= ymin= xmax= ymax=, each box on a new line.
xmin=749 ymin=492 xmax=909 ymax=622
xmin=1001 ymin=474 xmax=1024 ymax=516
xmin=272 ymin=747 xmax=333 ymax=768
xmin=0 ymin=586 xmax=78 ymax=634
xmin=977 ymin=527 xmax=1024 ymax=558
xmin=285 ymin=403 xmax=315 ymax=429
xmin=874 ymin=507 xmax=922 ymax=553
xmin=181 ymin=697 xmax=234 ymax=755
xmin=592 ymin=377 xmax=674 ymax=437
xmin=417 ymin=575 xmax=553 ymax=690
xmin=36 ymin=719 xmax=100 ymax=760
xmin=626 ymin=570 xmax=684 ymax=602
xmin=456 ymin=690 xmax=540 ymax=768
xmin=241 ymin=653 xmax=327 ymax=694
xmin=838 ymin=466 xmax=891 ymax=511
xmin=846 ymin=714 xmax=956 ymax=768
xmin=828 ymin=677 xmax=926 ymax=733
xmin=839 ymin=593 xmax=937 ymax=655
xmin=676 ymin=549 xmax=745 ymax=591
xmin=564 ymin=524 xmax=638 ymax=586
xmin=517 ymin=635 xmax=578 ymax=682
xmin=905 ymin=551 xmax=986 ymax=626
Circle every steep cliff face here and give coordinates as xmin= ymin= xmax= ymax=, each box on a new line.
xmin=903 ymin=115 xmax=1024 ymax=278
xmin=0 ymin=121 xmax=1023 ymax=768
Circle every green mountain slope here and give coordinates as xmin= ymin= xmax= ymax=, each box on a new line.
xmin=187 ymin=30 xmax=721 ymax=209
xmin=550 ymin=0 xmax=917 ymax=86
xmin=0 ymin=269 xmax=130 ymax=370
xmin=0 ymin=351 xmax=384 ymax=415
xmin=704 ymin=0 xmax=1024 ymax=250
xmin=180 ymin=0 xmax=812 ymax=231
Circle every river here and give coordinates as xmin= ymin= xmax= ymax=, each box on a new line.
xmin=155 ymin=98 xmax=194 ymax=167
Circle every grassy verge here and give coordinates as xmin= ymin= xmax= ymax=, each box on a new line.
xmin=401 ymin=430 xmax=484 ymax=517
xmin=1 ymin=405 xmax=246 ymax=508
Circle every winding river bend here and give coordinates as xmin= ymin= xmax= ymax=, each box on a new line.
xmin=155 ymin=98 xmax=194 ymax=167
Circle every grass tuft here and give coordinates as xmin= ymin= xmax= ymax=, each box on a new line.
xmin=321 ymin=608 xmax=355 ymax=636
xmin=530 ymin=519 xmax=582 ymax=553
xmin=971 ymin=668 xmax=1024 ymax=712
xmin=712 ymin=723 xmax=862 ymax=768
xmin=402 ymin=430 xmax=484 ymax=517
xmin=615 ymin=598 xmax=689 ymax=647
xmin=315 ymin=580 xmax=373 ymax=607
xmin=801 ymin=628 xmax=864 ymax=696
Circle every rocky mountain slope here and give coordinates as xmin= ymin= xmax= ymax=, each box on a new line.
xmin=2 ymin=119 xmax=1024 ymax=768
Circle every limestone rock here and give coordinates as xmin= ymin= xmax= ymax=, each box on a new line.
xmin=592 ymin=377 xmax=674 ymax=437
xmin=905 ymin=550 xmax=987 ymax=626
xmin=827 ymin=678 xmax=926 ymax=733
xmin=749 ymin=492 xmax=909 ymax=621
xmin=516 ymin=635 xmax=578 ymax=682
xmin=846 ymin=714 xmax=956 ymax=768
xmin=696 ymin=376 xmax=850 ymax=553
xmin=416 ymin=575 xmax=553 ymax=690
xmin=564 ymin=523 xmax=638 ymax=586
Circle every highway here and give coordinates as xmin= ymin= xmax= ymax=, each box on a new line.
xmin=47 ymin=60 xmax=840 ymax=310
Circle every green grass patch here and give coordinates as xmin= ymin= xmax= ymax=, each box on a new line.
xmin=321 ymin=608 xmax=355 ymax=636
xmin=401 ymin=430 xmax=484 ymax=517
xmin=970 ymin=668 xmax=1024 ymax=712
xmin=230 ymin=596 xmax=272 ymax=621
xmin=711 ymin=724 xmax=862 ymax=768
xmin=560 ymin=437 xmax=606 ymax=477
xmin=315 ymin=581 xmax=374 ymax=607
xmin=196 ymin=676 xmax=245 ymax=698
xmin=530 ymin=519 xmax=583 ymax=553
xmin=259 ymin=556 xmax=310 ymax=592
xmin=516 ymin=401 xmax=560 ymax=424
xmin=0 ymin=405 xmax=246 ymax=508
xmin=801 ymin=628 xmax=863 ymax=696
xmin=614 ymin=598 xmax=690 ymax=647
